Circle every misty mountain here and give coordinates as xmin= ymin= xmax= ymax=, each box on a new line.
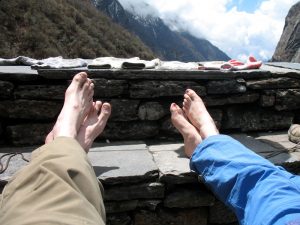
xmin=93 ymin=0 xmax=230 ymax=62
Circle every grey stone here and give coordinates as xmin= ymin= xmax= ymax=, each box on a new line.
xmin=0 ymin=148 xmax=34 ymax=180
xmin=88 ymin=142 xmax=158 ymax=185
xmin=105 ymin=200 xmax=138 ymax=213
xmin=137 ymin=200 xmax=162 ymax=211
xmin=251 ymin=132 xmax=300 ymax=173
xmin=14 ymin=85 xmax=66 ymax=100
xmin=130 ymin=81 xmax=206 ymax=98
xmin=149 ymin=143 xmax=198 ymax=184
xmin=209 ymin=109 xmax=223 ymax=129
xmin=246 ymin=77 xmax=300 ymax=89
xmin=106 ymin=213 xmax=132 ymax=225
xmin=208 ymin=201 xmax=237 ymax=224
xmin=260 ymin=95 xmax=275 ymax=107
xmin=0 ymin=100 xmax=62 ymax=120
xmin=0 ymin=121 xmax=3 ymax=137
xmin=271 ymin=2 xmax=300 ymax=62
xmin=204 ymin=93 xmax=259 ymax=106
xmin=231 ymin=133 xmax=300 ymax=168
xmin=223 ymin=107 xmax=294 ymax=131
xmin=104 ymin=182 xmax=165 ymax=201
xmin=0 ymin=66 xmax=38 ymax=82
xmin=207 ymin=80 xmax=247 ymax=94
xmin=160 ymin=118 xmax=180 ymax=135
xmin=109 ymin=99 xmax=140 ymax=121
xmin=164 ymin=187 xmax=215 ymax=208
xmin=0 ymin=81 xmax=14 ymax=99
xmin=275 ymin=89 xmax=300 ymax=111
xmin=134 ymin=208 xmax=207 ymax=225
xmin=138 ymin=102 xmax=168 ymax=121
xmin=260 ymin=64 xmax=300 ymax=76
xmin=102 ymin=122 xmax=159 ymax=140
xmin=266 ymin=62 xmax=300 ymax=71
xmin=6 ymin=123 xmax=52 ymax=146
xmin=93 ymin=79 xmax=128 ymax=98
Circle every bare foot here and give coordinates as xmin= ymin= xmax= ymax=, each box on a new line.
xmin=45 ymin=72 xmax=94 ymax=142
xmin=77 ymin=101 xmax=111 ymax=152
xmin=183 ymin=89 xmax=219 ymax=139
xmin=170 ymin=103 xmax=202 ymax=158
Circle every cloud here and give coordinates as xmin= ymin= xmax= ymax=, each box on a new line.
xmin=118 ymin=0 xmax=299 ymax=61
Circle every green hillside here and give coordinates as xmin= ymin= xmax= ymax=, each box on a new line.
xmin=0 ymin=0 xmax=155 ymax=59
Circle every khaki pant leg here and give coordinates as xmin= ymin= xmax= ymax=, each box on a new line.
xmin=0 ymin=137 xmax=105 ymax=225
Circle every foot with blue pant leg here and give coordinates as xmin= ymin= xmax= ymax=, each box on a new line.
xmin=171 ymin=89 xmax=300 ymax=225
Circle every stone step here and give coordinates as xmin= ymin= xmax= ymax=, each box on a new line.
xmin=1 ymin=132 xmax=300 ymax=183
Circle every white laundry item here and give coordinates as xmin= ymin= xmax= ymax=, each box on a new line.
xmin=157 ymin=61 xmax=199 ymax=70
xmin=0 ymin=56 xmax=87 ymax=69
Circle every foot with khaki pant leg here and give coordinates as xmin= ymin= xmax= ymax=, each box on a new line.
xmin=0 ymin=72 xmax=111 ymax=225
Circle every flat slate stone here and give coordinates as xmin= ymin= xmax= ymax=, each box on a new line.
xmin=265 ymin=62 xmax=300 ymax=71
xmin=0 ymin=66 xmax=38 ymax=81
xmin=104 ymin=182 xmax=165 ymax=201
xmin=0 ymin=66 xmax=37 ymax=74
xmin=88 ymin=141 xmax=159 ymax=185
xmin=231 ymin=133 xmax=300 ymax=167
xmin=134 ymin=207 xmax=208 ymax=225
xmin=149 ymin=143 xmax=198 ymax=184
xmin=14 ymin=85 xmax=67 ymax=100
xmin=0 ymin=146 xmax=35 ymax=181
xmin=164 ymin=186 xmax=215 ymax=208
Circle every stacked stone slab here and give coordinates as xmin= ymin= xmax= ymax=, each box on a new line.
xmin=0 ymin=64 xmax=300 ymax=146
xmin=3 ymin=132 xmax=300 ymax=225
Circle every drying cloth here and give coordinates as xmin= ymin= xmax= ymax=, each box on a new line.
xmin=0 ymin=56 xmax=87 ymax=69
xmin=88 ymin=57 xmax=160 ymax=69
xmin=199 ymin=56 xmax=262 ymax=71
xmin=122 ymin=58 xmax=160 ymax=69
xmin=157 ymin=61 xmax=199 ymax=70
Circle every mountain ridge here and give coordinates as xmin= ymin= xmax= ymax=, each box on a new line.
xmin=94 ymin=0 xmax=230 ymax=62
xmin=272 ymin=1 xmax=300 ymax=63
xmin=0 ymin=0 xmax=155 ymax=59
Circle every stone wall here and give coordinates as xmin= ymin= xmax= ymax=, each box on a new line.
xmin=1 ymin=64 xmax=300 ymax=225
xmin=0 ymin=65 xmax=300 ymax=146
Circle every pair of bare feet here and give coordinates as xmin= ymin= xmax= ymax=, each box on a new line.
xmin=45 ymin=72 xmax=111 ymax=153
xmin=170 ymin=89 xmax=219 ymax=158
xmin=44 ymin=74 xmax=215 ymax=156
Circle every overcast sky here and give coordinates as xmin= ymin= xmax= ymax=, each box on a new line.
xmin=118 ymin=0 xmax=299 ymax=61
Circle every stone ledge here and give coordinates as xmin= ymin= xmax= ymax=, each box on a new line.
xmin=1 ymin=132 xmax=299 ymax=182
xmin=1 ymin=132 xmax=299 ymax=225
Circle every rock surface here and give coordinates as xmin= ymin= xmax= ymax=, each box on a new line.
xmin=14 ymin=85 xmax=66 ymax=100
xmin=88 ymin=142 xmax=158 ymax=185
xmin=0 ymin=100 xmax=62 ymax=120
xmin=149 ymin=143 xmax=198 ymax=184
xmin=0 ymin=81 xmax=14 ymax=99
xmin=6 ymin=123 xmax=52 ymax=146
xmin=164 ymin=186 xmax=215 ymax=208
xmin=272 ymin=2 xmax=300 ymax=62
xmin=134 ymin=208 xmax=207 ymax=225
xmin=130 ymin=81 xmax=206 ymax=98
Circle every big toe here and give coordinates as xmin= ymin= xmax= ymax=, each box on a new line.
xmin=170 ymin=103 xmax=180 ymax=113
xmin=72 ymin=72 xmax=88 ymax=88
xmin=186 ymin=89 xmax=201 ymax=101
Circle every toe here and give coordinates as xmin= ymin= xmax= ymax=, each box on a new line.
xmin=170 ymin=103 xmax=179 ymax=113
xmin=73 ymin=72 xmax=88 ymax=86
xmin=95 ymin=101 xmax=102 ymax=114
xmin=101 ymin=103 xmax=111 ymax=116
xmin=186 ymin=89 xmax=200 ymax=101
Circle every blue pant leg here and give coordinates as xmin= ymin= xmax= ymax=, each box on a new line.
xmin=190 ymin=135 xmax=300 ymax=225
